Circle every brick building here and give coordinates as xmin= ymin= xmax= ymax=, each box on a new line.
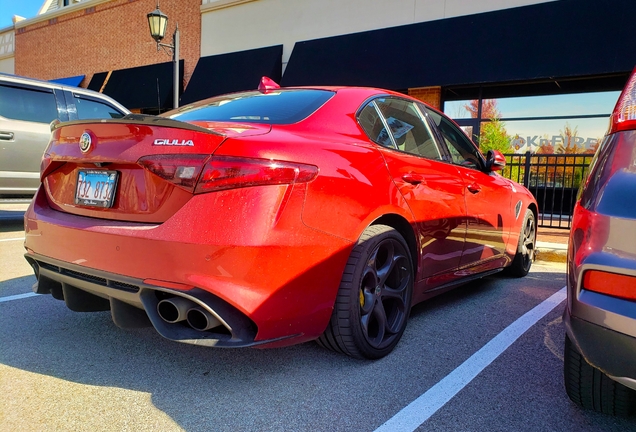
xmin=1 ymin=0 xmax=635 ymax=143
xmin=4 ymin=0 xmax=200 ymax=113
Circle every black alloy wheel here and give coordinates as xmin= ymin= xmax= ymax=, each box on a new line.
xmin=317 ymin=225 xmax=413 ymax=359
xmin=506 ymin=209 xmax=536 ymax=277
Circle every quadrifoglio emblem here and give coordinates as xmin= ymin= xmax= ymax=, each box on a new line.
xmin=79 ymin=132 xmax=92 ymax=153
xmin=153 ymin=139 xmax=195 ymax=146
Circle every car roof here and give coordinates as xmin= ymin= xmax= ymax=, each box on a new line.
xmin=0 ymin=72 xmax=130 ymax=113
xmin=265 ymin=85 xmax=439 ymax=110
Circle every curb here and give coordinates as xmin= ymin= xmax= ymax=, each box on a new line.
xmin=536 ymin=241 xmax=568 ymax=263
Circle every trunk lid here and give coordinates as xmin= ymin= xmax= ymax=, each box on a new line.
xmin=42 ymin=115 xmax=240 ymax=223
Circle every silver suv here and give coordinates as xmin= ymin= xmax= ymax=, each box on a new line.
xmin=0 ymin=74 xmax=129 ymax=196
xmin=564 ymin=67 xmax=636 ymax=416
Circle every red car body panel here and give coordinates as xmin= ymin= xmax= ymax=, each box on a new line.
xmin=24 ymin=85 xmax=537 ymax=350
xmin=26 ymin=183 xmax=352 ymax=345
xmin=381 ymin=149 xmax=467 ymax=278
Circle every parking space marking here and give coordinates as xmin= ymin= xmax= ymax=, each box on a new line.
xmin=0 ymin=293 xmax=38 ymax=303
xmin=0 ymin=237 xmax=24 ymax=242
xmin=375 ymin=287 xmax=567 ymax=432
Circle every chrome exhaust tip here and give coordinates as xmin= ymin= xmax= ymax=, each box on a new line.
xmin=187 ymin=306 xmax=222 ymax=331
xmin=157 ymin=297 xmax=195 ymax=323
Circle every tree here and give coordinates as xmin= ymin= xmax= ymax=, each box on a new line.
xmin=532 ymin=122 xmax=591 ymax=188
xmin=557 ymin=123 xmax=580 ymax=154
xmin=463 ymin=99 xmax=511 ymax=152
xmin=479 ymin=117 xmax=512 ymax=153
xmin=464 ymin=99 xmax=499 ymax=119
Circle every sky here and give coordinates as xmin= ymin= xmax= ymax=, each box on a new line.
xmin=444 ymin=91 xmax=621 ymax=148
xmin=0 ymin=0 xmax=43 ymax=29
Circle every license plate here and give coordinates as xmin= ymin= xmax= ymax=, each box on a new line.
xmin=75 ymin=170 xmax=119 ymax=208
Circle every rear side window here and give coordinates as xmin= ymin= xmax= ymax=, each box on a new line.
xmin=358 ymin=97 xmax=443 ymax=161
xmin=75 ymin=96 xmax=124 ymax=120
xmin=0 ymin=84 xmax=58 ymax=124
xmin=167 ymin=89 xmax=334 ymax=124
xmin=425 ymin=106 xmax=484 ymax=170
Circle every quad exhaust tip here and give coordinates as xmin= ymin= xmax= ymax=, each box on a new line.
xmin=157 ymin=296 xmax=222 ymax=331
xmin=187 ymin=306 xmax=222 ymax=331
xmin=157 ymin=297 xmax=192 ymax=323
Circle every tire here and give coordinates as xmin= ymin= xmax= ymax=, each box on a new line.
xmin=505 ymin=209 xmax=536 ymax=277
xmin=564 ymin=335 xmax=636 ymax=416
xmin=317 ymin=225 xmax=413 ymax=359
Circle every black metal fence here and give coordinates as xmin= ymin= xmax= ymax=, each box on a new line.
xmin=500 ymin=152 xmax=595 ymax=229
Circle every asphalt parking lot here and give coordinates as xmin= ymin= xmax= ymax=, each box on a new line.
xmin=1 ymin=201 xmax=635 ymax=431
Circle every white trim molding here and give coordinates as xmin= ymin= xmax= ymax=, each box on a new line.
xmin=201 ymin=0 xmax=258 ymax=13
xmin=15 ymin=0 xmax=113 ymax=29
xmin=0 ymin=30 xmax=15 ymax=58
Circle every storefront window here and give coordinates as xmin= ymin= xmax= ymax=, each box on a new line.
xmin=444 ymin=91 xmax=620 ymax=155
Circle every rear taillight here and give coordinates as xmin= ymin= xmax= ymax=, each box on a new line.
xmin=583 ymin=270 xmax=636 ymax=301
xmin=40 ymin=153 xmax=52 ymax=180
xmin=40 ymin=153 xmax=66 ymax=180
xmin=138 ymin=154 xmax=209 ymax=193
xmin=195 ymin=156 xmax=318 ymax=194
xmin=569 ymin=204 xmax=610 ymax=269
xmin=138 ymin=155 xmax=318 ymax=194
xmin=610 ymin=66 xmax=636 ymax=133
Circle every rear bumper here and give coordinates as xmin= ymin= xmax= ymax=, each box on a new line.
xmin=565 ymin=248 xmax=636 ymax=389
xmin=25 ymin=252 xmax=272 ymax=347
xmin=24 ymin=185 xmax=353 ymax=346
xmin=564 ymin=309 xmax=636 ymax=390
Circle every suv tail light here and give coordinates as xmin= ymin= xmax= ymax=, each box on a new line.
xmin=583 ymin=270 xmax=636 ymax=301
xmin=610 ymin=66 xmax=636 ymax=133
xmin=138 ymin=155 xmax=318 ymax=194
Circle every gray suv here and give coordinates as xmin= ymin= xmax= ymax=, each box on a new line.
xmin=564 ymin=67 xmax=636 ymax=416
xmin=0 ymin=74 xmax=129 ymax=196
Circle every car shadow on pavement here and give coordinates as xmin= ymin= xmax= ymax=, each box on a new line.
xmin=0 ymin=275 xmax=36 ymax=297
xmin=0 ymin=218 xmax=25 ymax=232
xmin=2 ymin=265 xmax=633 ymax=431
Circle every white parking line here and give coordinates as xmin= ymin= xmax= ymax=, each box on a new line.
xmin=375 ymin=287 xmax=567 ymax=432
xmin=0 ymin=292 xmax=39 ymax=303
xmin=0 ymin=237 xmax=24 ymax=242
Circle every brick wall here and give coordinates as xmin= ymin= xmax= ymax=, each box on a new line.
xmin=408 ymin=86 xmax=441 ymax=109
xmin=15 ymin=0 xmax=200 ymax=90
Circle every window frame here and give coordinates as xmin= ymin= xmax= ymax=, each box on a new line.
xmin=442 ymin=88 xmax=620 ymax=152
xmin=356 ymin=95 xmax=446 ymax=162
xmin=421 ymin=104 xmax=487 ymax=172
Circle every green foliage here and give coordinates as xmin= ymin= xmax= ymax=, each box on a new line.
xmin=479 ymin=118 xmax=511 ymax=153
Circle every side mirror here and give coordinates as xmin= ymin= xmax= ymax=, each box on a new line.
xmin=486 ymin=149 xmax=506 ymax=172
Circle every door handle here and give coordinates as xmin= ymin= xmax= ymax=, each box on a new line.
xmin=0 ymin=131 xmax=14 ymax=141
xmin=402 ymin=173 xmax=426 ymax=185
xmin=467 ymin=182 xmax=481 ymax=194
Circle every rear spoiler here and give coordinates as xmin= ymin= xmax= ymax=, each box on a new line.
xmin=50 ymin=113 xmax=222 ymax=136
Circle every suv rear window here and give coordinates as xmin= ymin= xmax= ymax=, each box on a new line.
xmin=0 ymin=84 xmax=58 ymax=124
xmin=75 ymin=96 xmax=125 ymax=120
xmin=167 ymin=89 xmax=334 ymax=124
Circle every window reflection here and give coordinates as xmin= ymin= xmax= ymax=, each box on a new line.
xmin=444 ymin=91 xmax=619 ymax=155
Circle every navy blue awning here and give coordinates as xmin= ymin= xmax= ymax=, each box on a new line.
xmin=281 ymin=0 xmax=636 ymax=90
xmin=87 ymin=72 xmax=108 ymax=92
xmin=50 ymin=75 xmax=85 ymax=87
xmin=181 ymin=45 xmax=282 ymax=105
xmin=93 ymin=61 xmax=183 ymax=110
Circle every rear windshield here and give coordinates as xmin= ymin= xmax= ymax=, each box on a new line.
xmin=166 ymin=89 xmax=334 ymax=124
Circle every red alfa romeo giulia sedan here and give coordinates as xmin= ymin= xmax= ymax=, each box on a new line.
xmin=24 ymin=78 xmax=537 ymax=359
